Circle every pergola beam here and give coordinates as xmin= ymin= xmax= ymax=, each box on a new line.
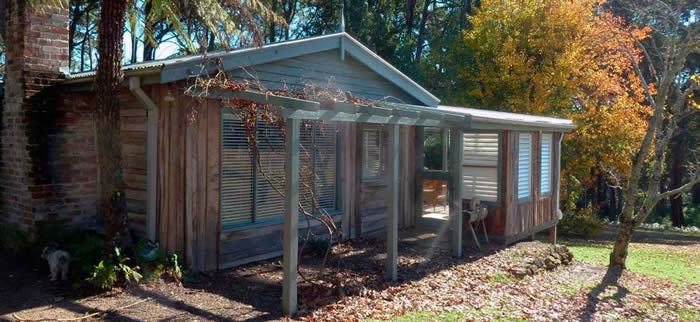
xmin=280 ymin=108 xmax=471 ymax=128
xmin=190 ymin=90 xmax=472 ymax=128
xmin=195 ymin=88 xmax=321 ymax=111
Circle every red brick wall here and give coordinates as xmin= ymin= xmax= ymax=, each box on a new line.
xmin=1 ymin=1 xmax=97 ymax=234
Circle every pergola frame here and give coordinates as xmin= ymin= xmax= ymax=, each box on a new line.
xmin=189 ymin=88 xmax=471 ymax=316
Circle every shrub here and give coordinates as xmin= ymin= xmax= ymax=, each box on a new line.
xmin=558 ymin=207 xmax=606 ymax=238
xmin=134 ymin=240 xmax=182 ymax=282
xmin=0 ymin=224 xmax=30 ymax=256
xmin=87 ymin=247 xmax=142 ymax=290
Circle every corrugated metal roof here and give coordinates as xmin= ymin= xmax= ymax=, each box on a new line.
xmin=64 ymin=32 xmax=440 ymax=106
xmin=438 ymin=105 xmax=576 ymax=131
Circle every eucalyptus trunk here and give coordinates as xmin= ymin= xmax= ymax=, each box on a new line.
xmin=95 ymin=0 xmax=130 ymax=246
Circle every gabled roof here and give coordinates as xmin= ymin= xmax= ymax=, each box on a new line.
xmin=438 ymin=105 xmax=576 ymax=131
xmin=66 ymin=32 xmax=440 ymax=106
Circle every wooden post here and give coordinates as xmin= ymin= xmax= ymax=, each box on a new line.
xmin=386 ymin=123 xmax=400 ymax=281
xmin=415 ymin=127 xmax=424 ymax=222
xmin=550 ymin=226 xmax=557 ymax=244
xmin=282 ymin=118 xmax=301 ymax=316
xmin=441 ymin=128 xmax=448 ymax=171
xmin=449 ymin=128 xmax=464 ymax=257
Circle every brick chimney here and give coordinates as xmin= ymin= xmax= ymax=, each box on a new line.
xmin=1 ymin=1 xmax=97 ymax=234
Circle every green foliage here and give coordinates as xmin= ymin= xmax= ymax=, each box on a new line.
xmin=134 ymin=240 xmax=182 ymax=281
xmin=87 ymin=247 xmax=142 ymax=290
xmin=423 ymin=131 xmax=445 ymax=170
xmin=558 ymin=207 xmax=606 ymax=238
xmin=0 ymin=224 xmax=30 ymax=256
xmin=86 ymin=259 xmax=118 ymax=290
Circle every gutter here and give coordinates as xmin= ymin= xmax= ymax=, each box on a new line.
xmin=128 ymin=77 xmax=158 ymax=242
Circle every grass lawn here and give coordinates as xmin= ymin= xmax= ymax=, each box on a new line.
xmin=559 ymin=234 xmax=700 ymax=285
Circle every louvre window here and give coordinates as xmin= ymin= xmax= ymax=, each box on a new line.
xmin=462 ymin=132 xmax=500 ymax=202
xmin=220 ymin=112 xmax=338 ymax=229
xmin=517 ymin=133 xmax=532 ymax=200
xmin=540 ymin=133 xmax=553 ymax=195
xmin=362 ymin=126 xmax=385 ymax=178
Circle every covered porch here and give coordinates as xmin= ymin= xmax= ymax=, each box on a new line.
xmin=193 ymin=88 xmax=474 ymax=315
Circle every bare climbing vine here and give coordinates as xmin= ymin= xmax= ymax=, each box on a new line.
xmin=184 ymin=67 xmax=369 ymax=284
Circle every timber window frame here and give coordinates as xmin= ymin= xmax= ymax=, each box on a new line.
xmin=361 ymin=124 xmax=387 ymax=181
xmin=220 ymin=111 xmax=340 ymax=231
xmin=461 ymin=131 xmax=501 ymax=204
xmin=540 ymin=132 xmax=553 ymax=197
xmin=517 ymin=132 xmax=533 ymax=203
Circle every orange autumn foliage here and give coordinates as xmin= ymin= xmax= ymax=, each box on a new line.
xmin=456 ymin=0 xmax=652 ymax=205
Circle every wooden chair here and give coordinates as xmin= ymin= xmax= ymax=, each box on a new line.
xmin=464 ymin=198 xmax=489 ymax=248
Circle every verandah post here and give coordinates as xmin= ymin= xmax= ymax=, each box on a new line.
xmin=415 ymin=126 xmax=425 ymax=222
xmin=386 ymin=123 xmax=400 ymax=281
xmin=282 ymin=117 xmax=301 ymax=316
xmin=449 ymin=128 xmax=464 ymax=257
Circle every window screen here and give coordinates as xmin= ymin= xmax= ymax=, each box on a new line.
xmin=540 ymin=133 xmax=553 ymax=195
xmin=220 ymin=112 xmax=338 ymax=229
xmin=462 ymin=132 xmax=499 ymax=202
xmin=518 ymin=133 xmax=532 ymax=200
xmin=362 ymin=126 xmax=385 ymax=178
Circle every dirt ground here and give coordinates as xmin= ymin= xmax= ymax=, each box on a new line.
xmin=1 ymin=226 xmax=698 ymax=321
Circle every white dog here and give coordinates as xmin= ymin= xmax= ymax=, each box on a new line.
xmin=41 ymin=246 xmax=71 ymax=281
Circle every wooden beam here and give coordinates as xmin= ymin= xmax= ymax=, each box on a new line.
xmin=449 ymin=128 xmax=464 ymax=257
xmin=282 ymin=118 xmax=301 ymax=316
xmin=386 ymin=123 xmax=400 ymax=281
xmin=320 ymin=101 xmax=359 ymax=114
xmin=359 ymin=105 xmax=393 ymax=116
xmin=280 ymin=108 xmax=469 ymax=128
xmin=392 ymin=109 xmax=420 ymax=119
xmin=197 ymin=88 xmax=321 ymax=111
xmin=415 ymin=127 xmax=425 ymax=223
xmin=128 ymin=77 xmax=158 ymax=242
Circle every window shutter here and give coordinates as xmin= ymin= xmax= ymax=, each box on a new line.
xmin=462 ymin=132 xmax=500 ymax=202
xmin=540 ymin=133 xmax=552 ymax=195
xmin=518 ymin=133 xmax=532 ymax=200
xmin=255 ymin=120 xmax=286 ymax=222
xmin=221 ymin=115 xmax=339 ymax=230
xmin=221 ymin=113 xmax=254 ymax=226
xmin=315 ymin=122 xmax=338 ymax=210
xmin=363 ymin=127 xmax=384 ymax=177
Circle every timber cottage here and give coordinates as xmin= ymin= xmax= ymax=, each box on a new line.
xmin=1 ymin=4 xmax=575 ymax=315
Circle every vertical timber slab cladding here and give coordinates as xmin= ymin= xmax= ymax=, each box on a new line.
xmin=154 ymin=82 xmax=220 ymax=271
xmin=120 ymin=89 xmax=148 ymax=238
xmin=155 ymin=84 xmax=186 ymax=255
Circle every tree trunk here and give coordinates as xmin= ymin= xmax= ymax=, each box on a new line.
xmin=670 ymin=134 xmax=687 ymax=227
xmin=96 ymin=0 xmax=130 ymax=247
xmin=414 ymin=0 xmax=431 ymax=64
xmin=609 ymin=186 xmax=617 ymax=220
xmin=610 ymin=222 xmax=634 ymax=268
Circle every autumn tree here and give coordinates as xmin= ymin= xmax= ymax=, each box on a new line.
xmin=455 ymin=0 xmax=652 ymax=217
xmin=602 ymin=0 xmax=699 ymax=268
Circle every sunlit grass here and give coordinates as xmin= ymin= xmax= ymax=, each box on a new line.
xmin=560 ymin=239 xmax=700 ymax=285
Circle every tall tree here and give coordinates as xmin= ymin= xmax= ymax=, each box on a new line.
xmin=95 ymin=0 xmax=130 ymax=245
xmin=89 ymin=0 xmax=283 ymax=244
xmin=604 ymin=0 xmax=699 ymax=268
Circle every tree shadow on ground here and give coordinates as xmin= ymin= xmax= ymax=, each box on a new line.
xmin=579 ymin=266 xmax=628 ymax=321
xmin=179 ymin=220 xmax=501 ymax=320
